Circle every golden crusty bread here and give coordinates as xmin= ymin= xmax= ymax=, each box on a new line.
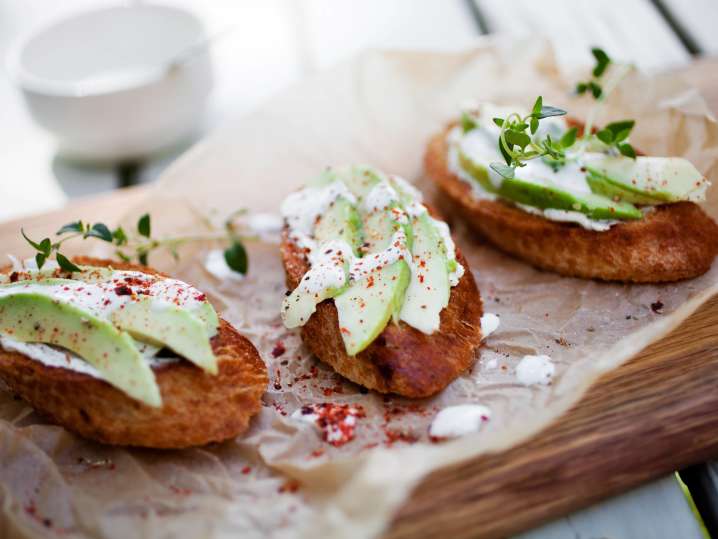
xmin=0 ymin=257 xmax=267 ymax=449
xmin=281 ymin=225 xmax=483 ymax=398
xmin=425 ymin=126 xmax=718 ymax=283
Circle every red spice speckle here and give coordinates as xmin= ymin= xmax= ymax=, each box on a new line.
xmin=278 ymin=479 xmax=301 ymax=493
xmin=271 ymin=341 xmax=286 ymax=358
xmin=114 ymin=285 xmax=133 ymax=296
xmin=298 ymin=403 xmax=365 ymax=447
xmin=241 ymin=466 xmax=252 ymax=475
xmin=651 ymin=300 xmax=664 ymax=314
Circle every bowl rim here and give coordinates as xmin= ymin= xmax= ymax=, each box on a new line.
xmin=5 ymin=2 xmax=206 ymax=98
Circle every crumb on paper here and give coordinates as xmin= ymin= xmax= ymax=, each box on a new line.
xmin=516 ymin=355 xmax=555 ymax=386
xmin=480 ymin=313 xmax=500 ymax=339
xmin=429 ymin=404 xmax=491 ymax=440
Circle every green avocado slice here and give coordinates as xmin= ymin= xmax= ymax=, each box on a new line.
xmin=458 ymin=151 xmax=499 ymax=193
xmin=498 ymin=177 xmax=643 ymax=220
xmin=399 ymin=212 xmax=450 ymax=334
xmin=282 ymin=196 xmax=362 ymax=328
xmin=334 ymin=201 xmax=411 ymax=356
xmin=586 ymin=170 xmax=669 ymax=204
xmin=584 ymin=155 xmax=707 ymax=203
xmin=0 ymin=293 xmax=161 ymax=407
xmin=111 ymin=298 xmax=218 ymax=374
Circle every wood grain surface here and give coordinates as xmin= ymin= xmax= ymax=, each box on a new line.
xmin=0 ymin=60 xmax=717 ymax=539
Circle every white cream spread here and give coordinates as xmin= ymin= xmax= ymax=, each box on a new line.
xmin=429 ymin=404 xmax=492 ymax=439
xmin=0 ymin=337 xmax=174 ymax=379
xmin=480 ymin=313 xmax=500 ymax=339
xmin=516 ymin=354 xmax=555 ymax=386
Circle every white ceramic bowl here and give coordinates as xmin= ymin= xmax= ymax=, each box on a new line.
xmin=7 ymin=4 xmax=213 ymax=163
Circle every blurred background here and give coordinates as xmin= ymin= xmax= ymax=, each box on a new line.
xmin=1 ymin=0 xmax=716 ymax=222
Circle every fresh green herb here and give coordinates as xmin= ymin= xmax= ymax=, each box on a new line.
xmin=460 ymin=112 xmax=478 ymax=133
xmin=489 ymin=96 xmax=577 ymax=179
xmin=20 ymin=213 xmax=250 ymax=275
xmin=595 ymin=119 xmax=636 ymax=159
xmin=575 ymin=47 xmax=612 ymax=99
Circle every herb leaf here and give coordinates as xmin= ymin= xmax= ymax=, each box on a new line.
xmin=87 ymin=223 xmax=113 ymax=242
xmin=618 ymin=143 xmax=636 ymax=159
xmin=56 ymin=253 xmax=81 ymax=272
xmin=591 ymin=47 xmax=611 ymax=77
xmin=461 ymin=112 xmax=477 ymax=133
xmin=35 ymin=253 xmax=46 ymax=269
xmin=57 ymin=221 xmax=84 ymax=235
xmin=137 ymin=214 xmax=151 ymax=238
xmin=224 ymin=241 xmax=248 ymax=274
xmin=22 ymin=229 xmax=48 ymax=253
xmin=112 ymin=227 xmax=128 ymax=246
xmin=490 ymin=162 xmax=515 ymax=179
xmin=536 ymin=105 xmax=567 ymax=119
xmin=560 ymin=127 xmax=578 ymax=148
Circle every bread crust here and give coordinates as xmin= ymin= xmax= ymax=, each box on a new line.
xmin=425 ymin=126 xmax=718 ymax=283
xmin=0 ymin=257 xmax=267 ymax=449
xmin=281 ymin=224 xmax=483 ymax=399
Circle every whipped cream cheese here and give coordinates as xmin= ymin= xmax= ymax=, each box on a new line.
xmin=429 ymin=404 xmax=492 ymax=439
xmin=516 ymin=354 xmax=555 ymax=386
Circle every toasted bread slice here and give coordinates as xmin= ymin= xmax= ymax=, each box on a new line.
xmin=281 ymin=227 xmax=483 ymax=398
xmin=0 ymin=257 xmax=267 ymax=449
xmin=426 ymin=126 xmax=718 ymax=283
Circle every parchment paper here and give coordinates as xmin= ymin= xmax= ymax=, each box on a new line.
xmin=2 ymin=39 xmax=718 ymax=539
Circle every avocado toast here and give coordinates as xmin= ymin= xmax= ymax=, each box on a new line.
xmin=426 ymin=103 xmax=718 ymax=282
xmin=280 ymin=166 xmax=483 ymax=397
xmin=0 ymin=257 xmax=267 ymax=448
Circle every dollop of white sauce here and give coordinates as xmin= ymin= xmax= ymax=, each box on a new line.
xmin=516 ymin=354 xmax=555 ymax=386
xmin=429 ymin=404 xmax=492 ymax=439
xmin=302 ymin=239 xmax=353 ymax=294
xmin=429 ymin=217 xmax=465 ymax=286
xmin=204 ymin=249 xmax=245 ymax=282
xmin=480 ymin=313 xmax=500 ymax=339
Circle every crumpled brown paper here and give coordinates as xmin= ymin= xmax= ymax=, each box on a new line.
xmin=2 ymin=39 xmax=718 ymax=539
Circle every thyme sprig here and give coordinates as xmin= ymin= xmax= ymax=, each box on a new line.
xmin=489 ymin=96 xmax=577 ymax=179
xmin=575 ymin=47 xmax=611 ymax=98
xmin=21 ymin=213 xmax=249 ymax=275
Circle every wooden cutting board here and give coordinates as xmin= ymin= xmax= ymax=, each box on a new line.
xmin=1 ymin=59 xmax=717 ymax=539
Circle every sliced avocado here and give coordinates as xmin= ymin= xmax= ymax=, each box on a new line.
xmin=312 ymin=165 xmax=385 ymax=199
xmin=584 ymin=155 xmax=707 ymax=203
xmin=314 ymin=197 xmax=363 ymax=255
xmin=0 ymin=292 xmax=160 ymax=407
xmin=334 ymin=201 xmax=411 ymax=355
xmin=399 ymin=212 xmax=450 ymax=334
xmin=498 ymin=177 xmax=642 ymax=220
xmin=586 ymin=171 xmax=667 ymax=204
xmin=282 ymin=196 xmax=362 ymax=328
xmin=111 ymin=298 xmax=218 ymax=374
xmin=458 ymin=151 xmax=498 ymax=193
